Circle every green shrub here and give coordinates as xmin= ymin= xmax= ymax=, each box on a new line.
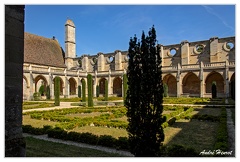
xmin=39 ymin=85 xmax=45 ymax=96
xmin=33 ymin=92 xmax=41 ymax=101
xmin=98 ymin=135 xmax=116 ymax=147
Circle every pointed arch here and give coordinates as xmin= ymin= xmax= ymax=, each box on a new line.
xmin=113 ymin=77 xmax=122 ymax=97
xmin=163 ymin=74 xmax=177 ymax=97
xmin=182 ymin=72 xmax=200 ymax=96
xmin=205 ymin=71 xmax=224 ymax=96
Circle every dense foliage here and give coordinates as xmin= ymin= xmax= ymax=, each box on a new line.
xmin=125 ymin=26 xmax=165 ymax=156
xmin=46 ymin=85 xmax=50 ymax=100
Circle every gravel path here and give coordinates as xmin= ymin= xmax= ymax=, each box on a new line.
xmin=226 ymin=108 xmax=235 ymax=157
xmin=23 ymin=133 xmax=134 ymax=157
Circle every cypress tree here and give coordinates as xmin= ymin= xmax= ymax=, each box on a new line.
xmin=96 ymin=85 xmax=100 ymax=97
xmin=87 ymin=74 xmax=94 ymax=107
xmin=54 ymin=77 xmax=60 ymax=106
xmin=46 ymin=85 xmax=50 ymax=100
xmin=82 ymin=79 xmax=86 ymax=102
xmin=125 ymin=26 xmax=165 ymax=157
xmin=123 ymin=73 xmax=128 ymax=102
xmin=104 ymin=79 xmax=108 ymax=101
xmin=78 ymin=85 xmax=81 ymax=98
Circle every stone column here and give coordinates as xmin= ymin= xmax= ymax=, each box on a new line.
xmin=29 ymin=68 xmax=34 ymax=100
xmin=176 ymin=63 xmax=182 ymax=97
xmin=108 ymin=70 xmax=112 ymax=96
xmin=5 ymin=5 xmax=25 ymax=157
xmin=200 ymin=61 xmax=204 ymax=98
xmin=65 ymin=77 xmax=69 ymax=98
xmin=225 ymin=60 xmax=230 ymax=98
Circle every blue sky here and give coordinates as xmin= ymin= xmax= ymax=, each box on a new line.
xmin=25 ymin=5 xmax=235 ymax=57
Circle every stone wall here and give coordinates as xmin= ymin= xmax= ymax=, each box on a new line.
xmin=5 ymin=5 xmax=25 ymax=157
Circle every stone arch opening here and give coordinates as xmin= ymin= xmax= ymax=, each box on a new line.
xmin=113 ymin=77 xmax=122 ymax=97
xmin=182 ymin=72 xmax=200 ymax=96
xmin=230 ymin=73 xmax=235 ymax=100
xmin=35 ymin=75 xmax=48 ymax=96
xmin=53 ymin=77 xmax=64 ymax=95
xmin=99 ymin=78 xmax=106 ymax=95
xmin=69 ymin=78 xmax=77 ymax=95
xmin=163 ymin=74 xmax=177 ymax=97
xmin=205 ymin=71 xmax=224 ymax=97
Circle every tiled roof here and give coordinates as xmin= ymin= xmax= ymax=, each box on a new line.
xmin=24 ymin=32 xmax=66 ymax=68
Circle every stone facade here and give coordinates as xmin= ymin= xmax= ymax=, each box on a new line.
xmin=23 ymin=19 xmax=235 ymax=100
xmin=5 ymin=5 xmax=26 ymax=156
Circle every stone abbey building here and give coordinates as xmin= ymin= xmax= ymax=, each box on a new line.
xmin=23 ymin=19 xmax=235 ymax=100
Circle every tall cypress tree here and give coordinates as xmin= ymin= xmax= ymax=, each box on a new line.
xmin=87 ymin=74 xmax=93 ymax=107
xmin=54 ymin=77 xmax=60 ymax=106
xmin=82 ymin=79 xmax=86 ymax=102
xmin=126 ymin=26 xmax=165 ymax=157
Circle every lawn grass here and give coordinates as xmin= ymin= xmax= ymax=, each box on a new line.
xmin=164 ymin=119 xmax=219 ymax=153
xmin=25 ymin=136 xmax=125 ymax=157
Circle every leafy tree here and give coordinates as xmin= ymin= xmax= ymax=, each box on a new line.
xmin=125 ymin=26 xmax=165 ymax=157
xmin=82 ymin=79 xmax=86 ymax=102
xmin=38 ymin=85 xmax=45 ymax=96
xmin=87 ymin=74 xmax=94 ymax=107
xmin=54 ymin=77 xmax=60 ymax=106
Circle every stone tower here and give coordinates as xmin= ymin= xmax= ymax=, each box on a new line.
xmin=65 ymin=19 xmax=76 ymax=69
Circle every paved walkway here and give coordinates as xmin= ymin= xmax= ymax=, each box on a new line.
xmin=23 ymin=133 xmax=134 ymax=157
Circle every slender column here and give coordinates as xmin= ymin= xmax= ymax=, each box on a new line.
xmin=225 ymin=60 xmax=230 ymax=98
xmin=108 ymin=69 xmax=112 ymax=96
xmin=200 ymin=62 xmax=204 ymax=98
xmin=176 ymin=63 xmax=182 ymax=97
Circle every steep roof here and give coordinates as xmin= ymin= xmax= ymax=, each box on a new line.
xmin=24 ymin=32 xmax=66 ymax=68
